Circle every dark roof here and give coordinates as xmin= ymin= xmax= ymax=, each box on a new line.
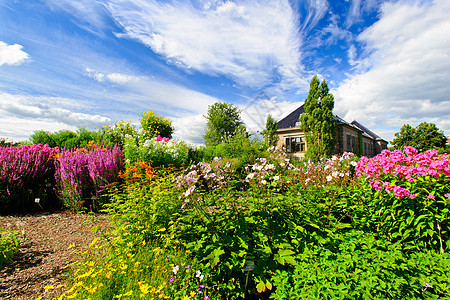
xmin=277 ymin=105 xmax=305 ymax=129
xmin=350 ymin=121 xmax=386 ymax=141
xmin=277 ymin=105 xmax=347 ymax=129
xmin=277 ymin=103 xmax=386 ymax=142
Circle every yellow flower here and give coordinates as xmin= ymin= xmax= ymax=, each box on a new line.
xmin=123 ymin=290 xmax=133 ymax=296
xmin=68 ymin=243 xmax=76 ymax=249
xmin=44 ymin=285 xmax=54 ymax=290
xmin=67 ymin=292 xmax=78 ymax=299
xmin=85 ymin=260 xmax=95 ymax=267
xmin=139 ymin=282 xmax=150 ymax=294
xmin=34 ymin=297 xmax=43 ymax=300
xmin=181 ymin=296 xmax=190 ymax=300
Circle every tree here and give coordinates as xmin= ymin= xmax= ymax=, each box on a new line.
xmin=262 ymin=114 xmax=278 ymax=147
xmin=139 ymin=110 xmax=174 ymax=140
xmin=203 ymin=101 xmax=245 ymax=147
xmin=299 ymin=75 xmax=336 ymax=162
xmin=392 ymin=122 xmax=446 ymax=152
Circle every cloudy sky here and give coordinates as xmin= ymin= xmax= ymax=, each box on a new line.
xmin=0 ymin=0 xmax=449 ymax=145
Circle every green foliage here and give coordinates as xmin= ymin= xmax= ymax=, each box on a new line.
xmin=103 ymin=169 xmax=183 ymax=245
xmin=30 ymin=130 xmax=56 ymax=147
xmin=139 ymin=110 xmax=174 ymax=140
xmin=262 ymin=114 xmax=278 ymax=147
xmin=270 ymin=231 xmax=450 ymax=299
xmin=0 ymin=228 xmax=26 ymax=269
xmin=59 ymin=147 xmax=450 ymax=299
xmin=101 ymin=120 xmax=137 ymax=148
xmin=203 ymin=101 xmax=245 ymax=147
xmin=0 ymin=138 xmax=19 ymax=147
xmin=392 ymin=122 xmax=446 ymax=152
xmin=30 ymin=128 xmax=104 ymax=149
xmin=123 ymin=134 xmax=189 ymax=168
xmin=300 ymin=75 xmax=336 ymax=162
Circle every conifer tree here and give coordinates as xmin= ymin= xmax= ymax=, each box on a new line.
xmin=262 ymin=114 xmax=278 ymax=147
xmin=300 ymin=75 xmax=336 ymax=162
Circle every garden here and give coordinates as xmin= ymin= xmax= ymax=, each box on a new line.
xmin=0 ymin=109 xmax=449 ymax=299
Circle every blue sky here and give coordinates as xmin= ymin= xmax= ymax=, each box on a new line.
xmin=0 ymin=0 xmax=449 ymax=145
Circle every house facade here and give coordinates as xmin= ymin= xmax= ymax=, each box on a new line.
xmin=276 ymin=105 xmax=388 ymax=159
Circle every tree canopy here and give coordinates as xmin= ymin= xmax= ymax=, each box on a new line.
xmin=262 ymin=114 xmax=278 ymax=147
xmin=391 ymin=122 xmax=446 ymax=152
xmin=299 ymin=75 xmax=336 ymax=162
xmin=139 ymin=110 xmax=174 ymax=140
xmin=203 ymin=101 xmax=245 ymax=147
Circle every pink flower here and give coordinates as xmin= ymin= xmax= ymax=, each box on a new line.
xmin=428 ymin=194 xmax=435 ymax=199
xmin=445 ymin=193 xmax=450 ymax=198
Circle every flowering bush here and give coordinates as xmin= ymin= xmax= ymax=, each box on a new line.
xmin=0 ymin=144 xmax=59 ymax=212
xmin=174 ymin=157 xmax=234 ymax=208
xmin=101 ymin=120 xmax=137 ymax=147
xmin=124 ymin=134 xmax=189 ymax=168
xmin=140 ymin=110 xmax=174 ymax=140
xmin=54 ymin=143 xmax=124 ymax=211
xmin=243 ymin=146 xmax=299 ymax=191
xmin=353 ymin=146 xmax=450 ymax=252
xmin=356 ymin=146 xmax=450 ymax=200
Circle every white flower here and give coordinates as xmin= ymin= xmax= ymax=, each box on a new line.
xmin=173 ymin=265 xmax=180 ymax=275
xmin=265 ymin=164 xmax=275 ymax=170
xmin=261 ymin=180 xmax=267 ymax=185
xmin=246 ymin=173 xmax=255 ymax=181
xmin=326 ymin=175 xmax=333 ymax=182
xmin=350 ymin=161 xmax=357 ymax=167
xmin=273 ymin=175 xmax=280 ymax=181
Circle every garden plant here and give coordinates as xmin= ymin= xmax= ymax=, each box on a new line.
xmin=1 ymin=134 xmax=449 ymax=299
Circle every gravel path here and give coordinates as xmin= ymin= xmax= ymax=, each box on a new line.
xmin=0 ymin=212 xmax=111 ymax=300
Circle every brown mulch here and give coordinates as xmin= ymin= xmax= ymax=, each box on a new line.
xmin=0 ymin=212 xmax=111 ymax=300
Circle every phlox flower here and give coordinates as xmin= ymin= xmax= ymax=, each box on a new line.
xmin=173 ymin=265 xmax=180 ymax=275
xmin=445 ymin=193 xmax=450 ymax=198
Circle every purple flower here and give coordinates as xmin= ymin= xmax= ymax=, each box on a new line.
xmin=170 ymin=277 xmax=175 ymax=283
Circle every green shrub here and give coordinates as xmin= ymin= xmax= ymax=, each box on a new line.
xmin=101 ymin=120 xmax=137 ymax=148
xmin=139 ymin=110 xmax=174 ymax=140
xmin=124 ymin=134 xmax=189 ymax=168
xmin=0 ymin=228 xmax=26 ymax=269
xmin=270 ymin=231 xmax=450 ymax=299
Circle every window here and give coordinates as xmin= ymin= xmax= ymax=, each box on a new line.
xmin=286 ymin=136 xmax=305 ymax=153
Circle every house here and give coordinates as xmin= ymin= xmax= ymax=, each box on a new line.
xmin=276 ymin=104 xmax=388 ymax=159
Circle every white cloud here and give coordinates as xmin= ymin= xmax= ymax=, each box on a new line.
xmin=171 ymin=114 xmax=207 ymax=146
xmin=0 ymin=117 xmax=76 ymax=142
xmin=85 ymin=68 xmax=142 ymax=84
xmin=0 ymin=41 xmax=29 ymax=66
xmin=334 ymin=0 xmax=450 ymax=142
xmin=301 ymin=0 xmax=329 ymax=33
xmin=345 ymin=0 xmax=379 ymax=28
xmin=84 ymin=67 xmax=219 ymax=116
xmin=0 ymin=92 xmax=111 ymax=140
xmin=106 ymin=0 xmax=305 ymax=90
xmin=43 ymin=0 xmax=110 ymax=35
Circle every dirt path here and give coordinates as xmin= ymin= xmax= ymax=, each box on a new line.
xmin=0 ymin=212 xmax=111 ymax=300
